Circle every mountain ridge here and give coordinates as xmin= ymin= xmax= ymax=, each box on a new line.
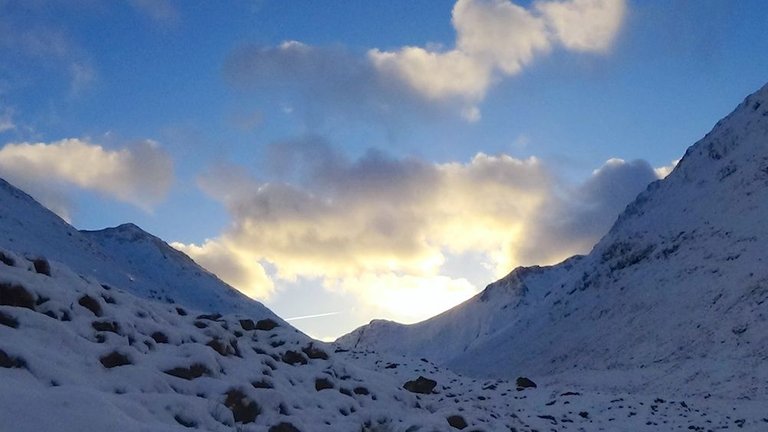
xmin=338 ymin=82 xmax=768 ymax=398
xmin=0 ymin=177 xmax=277 ymax=321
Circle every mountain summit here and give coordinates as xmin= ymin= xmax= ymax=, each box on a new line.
xmin=0 ymin=178 xmax=277 ymax=320
xmin=339 ymin=83 xmax=768 ymax=399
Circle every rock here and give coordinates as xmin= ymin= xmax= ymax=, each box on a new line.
xmin=0 ymin=310 xmax=18 ymax=328
xmin=255 ymin=318 xmax=279 ymax=331
xmin=0 ymin=349 xmax=26 ymax=369
xmin=32 ymin=258 xmax=51 ymax=276
xmin=516 ymin=376 xmax=537 ymax=390
xmin=100 ymin=351 xmax=131 ymax=368
xmin=302 ymin=343 xmax=329 ymax=360
xmin=269 ymin=422 xmax=301 ymax=432
xmin=447 ymin=415 xmax=468 ymax=429
xmin=164 ymin=363 xmax=211 ymax=380
xmin=92 ymin=320 xmax=120 ymax=334
xmin=239 ymin=319 xmax=256 ymax=330
xmin=281 ymin=350 xmax=308 ymax=366
xmin=0 ymin=282 xmax=36 ymax=309
xmin=223 ymin=388 xmax=260 ymax=424
xmin=403 ymin=376 xmax=437 ymax=394
xmin=353 ymin=386 xmax=370 ymax=395
xmin=78 ymin=295 xmax=103 ymax=317
xmin=315 ymin=377 xmax=334 ymax=391
xmin=150 ymin=331 xmax=168 ymax=344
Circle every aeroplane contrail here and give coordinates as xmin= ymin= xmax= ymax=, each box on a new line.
xmin=284 ymin=311 xmax=341 ymax=321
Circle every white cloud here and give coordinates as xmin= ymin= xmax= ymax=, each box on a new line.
xmin=370 ymin=0 xmax=626 ymax=108
xmin=654 ymin=159 xmax=680 ymax=178
xmin=537 ymin=0 xmax=627 ymax=52
xmin=177 ymin=137 xmax=657 ymax=323
xmin=0 ymin=138 xmax=174 ymax=217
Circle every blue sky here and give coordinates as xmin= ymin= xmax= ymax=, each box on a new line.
xmin=1 ymin=0 xmax=767 ymax=339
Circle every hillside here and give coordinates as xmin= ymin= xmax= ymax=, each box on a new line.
xmin=0 ymin=179 xmax=276 ymax=320
xmin=3 ymin=247 xmax=766 ymax=431
xmin=339 ymin=82 xmax=768 ymax=399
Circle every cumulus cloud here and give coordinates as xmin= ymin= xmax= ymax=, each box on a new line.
xmin=0 ymin=138 xmax=174 ymax=219
xmin=370 ymin=0 xmax=626 ymax=110
xmin=225 ymin=1 xmax=626 ymax=122
xmin=177 ymin=136 xmax=659 ymax=322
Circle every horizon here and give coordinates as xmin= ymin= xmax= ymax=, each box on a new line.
xmin=1 ymin=0 xmax=768 ymax=339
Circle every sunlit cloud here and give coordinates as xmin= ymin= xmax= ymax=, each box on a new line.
xmin=370 ymin=0 xmax=627 ymax=113
xmin=225 ymin=0 xmax=627 ymax=122
xmin=0 ymin=138 xmax=173 ymax=220
xmin=176 ymin=136 xmax=662 ymax=323
xmin=654 ymin=159 xmax=680 ymax=178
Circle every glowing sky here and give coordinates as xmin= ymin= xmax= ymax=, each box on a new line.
xmin=1 ymin=0 xmax=768 ymax=340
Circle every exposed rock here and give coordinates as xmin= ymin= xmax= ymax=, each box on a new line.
xmin=100 ymin=351 xmax=131 ymax=368
xmin=403 ymin=376 xmax=437 ymax=394
xmin=516 ymin=376 xmax=537 ymax=390
xmin=78 ymin=295 xmax=103 ymax=317
xmin=150 ymin=331 xmax=168 ymax=344
xmin=255 ymin=318 xmax=279 ymax=331
xmin=32 ymin=258 xmax=51 ymax=276
xmin=315 ymin=377 xmax=334 ymax=391
xmin=0 ymin=310 xmax=18 ymax=328
xmin=92 ymin=320 xmax=120 ymax=334
xmin=269 ymin=422 xmax=301 ymax=432
xmin=223 ymin=388 xmax=260 ymax=424
xmin=447 ymin=415 xmax=468 ymax=429
xmin=164 ymin=363 xmax=211 ymax=380
xmin=282 ymin=350 xmax=308 ymax=366
xmin=0 ymin=282 xmax=36 ymax=309
xmin=239 ymin=319 xmax=256 ymax=330
xmin=0 ymin=349 xmax=26 ymax=369
xmin=302 ymin=343 xmax=329 ymax=360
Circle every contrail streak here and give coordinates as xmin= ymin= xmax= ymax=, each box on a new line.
xmin=284 ymin=311 xmax=341 ymax=321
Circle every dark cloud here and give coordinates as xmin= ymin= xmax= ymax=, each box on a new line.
xmin=223 ymin=41 xmax=448 ymax=127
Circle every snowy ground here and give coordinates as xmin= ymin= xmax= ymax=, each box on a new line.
xmin=3 ymin=248 xmax=768 ymax=431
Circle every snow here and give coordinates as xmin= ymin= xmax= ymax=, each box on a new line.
xmin=3 ymin=82 xmax=768 ymax=430
xmin=0 ymin=181 xmax=277 ymax=321
xmin=340 ymin=83 xmax=768 ymax=400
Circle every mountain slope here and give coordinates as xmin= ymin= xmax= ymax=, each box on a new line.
xmin=339 ymin=82 xmax=768 ymax=399
xmin=0 ymin=178 xmax=275 ymax=320
xmin=4 ymin=247 xmax=766 ymax=431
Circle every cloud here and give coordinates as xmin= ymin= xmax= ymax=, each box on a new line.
xmin=177 ymin=136 xmax=659 ymax=323
xmin=0 ymin=12 xmax=97 ymax=94
xmin=0 ymin=138 xmax=174 ymax=218
xmin=370 ymin=0 xmax=626 ymax=108
xmin=171 ymin=239 xmax=274 ymax=299
xmin=226 ymin=1 xmax=626 ymax=122
xmin=224 ymin=41 xmax=435 ymax=126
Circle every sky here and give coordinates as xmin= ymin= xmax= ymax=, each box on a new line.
xmin=1 ymin=0 xmax=768 ymax=340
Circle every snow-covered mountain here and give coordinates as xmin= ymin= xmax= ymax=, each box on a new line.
xmin=4 ymin=247 xmax=767 ymax=431
xmin=4 ymin=82 xmax=768 ymax=431
xmin=339 ymin=82 xmax=768 ymax=400
xmin=0 ymin=179 xmax=276 ymax=320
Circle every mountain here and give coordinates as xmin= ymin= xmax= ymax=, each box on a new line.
xmin=3 ymin=247 xmax=765 ymax=431
xmin=0 ymin=178 xmax=276 ymax=320
xmin=339 ymin=82 xmax=768 ymax=399
xmin=4 ymin=83 xmax=768 ymax=431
